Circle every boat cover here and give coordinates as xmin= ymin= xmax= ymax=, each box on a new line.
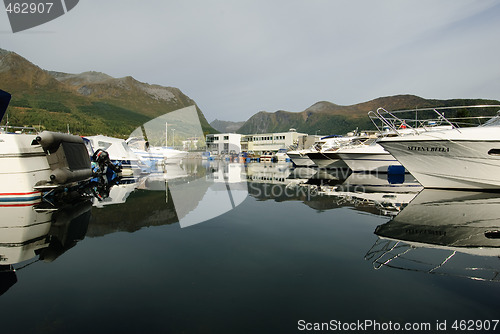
xmin=0 ymin=89 xmax=11 ymax=122
xmin=36 ymin=131 xmax=92 ymax=185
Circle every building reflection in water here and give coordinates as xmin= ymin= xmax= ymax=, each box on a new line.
xmin=167 ymin=160 xmax=248 ymax=228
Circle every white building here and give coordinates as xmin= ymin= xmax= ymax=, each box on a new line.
xmin=206 ymin=133 xmax=242 ymax=155
xmin=241 ymin=129 xmax=307 ymax=154
xmin=182 ymin=137 xmax=202 ymax=151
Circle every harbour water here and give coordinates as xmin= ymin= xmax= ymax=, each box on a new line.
xmin=1 ymin=160 xmax=500 ymax=333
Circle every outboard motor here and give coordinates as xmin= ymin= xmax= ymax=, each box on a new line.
xmin=93 ymin=149 xmax=122 ymax=174
xmin=90 ymin=149 xmax=122 ymax=200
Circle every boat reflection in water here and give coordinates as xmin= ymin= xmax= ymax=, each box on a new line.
xmin=329 ymin=172 xmax=423 ymax=217
xmin=246 ymin=163 xmax=421 ymax=217
xmin=366 ymin=189 xmax=500 ymax=282
xmin=0 ymin=199 xmax=92 ymax=295
xmin=88 ymin=159 xmax=249 ymax=229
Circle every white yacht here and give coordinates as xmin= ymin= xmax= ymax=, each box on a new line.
xmin=305 ymin=135 xmax=361 ymax=169
xmin=149 ymin=146 xmax=188 ymax=164
xmin=336 ymin=139 xmax=401 ymax=173
xmin=379 ymin=106 xmax=500 ymax=189
xmin=125 ymin=137 xmax=165 ymax=171
xmin=287 ymin=148 xmax=317 ymax=167
xmin=337 ymin=109 xmax=458 ymax=173
xmin=275 ymin=148 xmax=289 ymax=162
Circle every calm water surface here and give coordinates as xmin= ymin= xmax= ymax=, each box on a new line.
xmin=1 ymin=161 xmax=500 ymax=333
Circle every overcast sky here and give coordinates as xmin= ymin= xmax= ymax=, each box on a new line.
xmin=1 ymin=0 xmax=499 ymax=122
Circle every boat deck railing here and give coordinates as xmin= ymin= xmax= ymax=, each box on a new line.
xmin=369 ymin=105 xmax=500 ymax=136
xmin=0 ymin=124 xmax=39 ymax=134
xmin=365 ymin=238 xmax=500 ymax=282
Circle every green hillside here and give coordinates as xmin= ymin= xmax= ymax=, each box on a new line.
xmin=0 ymin=49 xmax=215 ymax=138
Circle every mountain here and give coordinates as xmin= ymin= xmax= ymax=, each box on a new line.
xmin=3 ymin=48 xmax=498 ymax=138
xmin=210 ymin=119 xmax=245 ymax=133
xmin=0 ymin=48 xmax=215 ymax=137
xmin=237 ymin=96 xmax=500 ymax=135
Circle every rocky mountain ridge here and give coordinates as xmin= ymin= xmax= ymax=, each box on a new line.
xmin=209 ymin=119 xmax=245 ymax=133
xmin=0 ymin=48 xmax=214 ymax=137
xmin=236 ymin=95 xmax=500 ymax=135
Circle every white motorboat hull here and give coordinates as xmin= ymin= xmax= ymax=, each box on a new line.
xmin=380 ymin=141 xmax=500 ymax=189
xmin=337 ymin=151 xmax=401 ymax=172
xmin=275 ymin=153 xmax=289 ymax=162
xmin=307 ymin=152 xmax=349 ymax=169
xmin=0 ymin=133 xmax=49 ymax=204
xmin=149 ymin=147 xmax=188 ymax=164
xmin=287 ymin=152 xmax=316 ymax=167
xmin=379 ymin=127 xmax=500 ymax=189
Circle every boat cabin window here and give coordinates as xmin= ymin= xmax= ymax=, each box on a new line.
xmin=98 ymin=141 xmax=112 ymax=151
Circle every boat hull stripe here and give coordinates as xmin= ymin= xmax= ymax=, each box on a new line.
xmin=0 ymin=191 xmax=41 ymax=196
xmin=0 ymin=203 xmax=39 ymax=207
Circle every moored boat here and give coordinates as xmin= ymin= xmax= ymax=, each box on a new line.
xmin=275 ymin=148 xmax=289 ymax=162
xmin=149 ymin=146 xmax=188 ymax=164
xmin=306 ymin=134 xmax=369 ymax=169
xmin=287 ymin=149 xmax=316 ymax=167
xmin=336 ymin=141 xmax=401 ymax=173
xmin=86 ymin=135 xmax=144 ymax=176
xmin=378 ymin=105 xmax=500 ymax=189
xmin=0 ymin=91 xmax=92 ymax=203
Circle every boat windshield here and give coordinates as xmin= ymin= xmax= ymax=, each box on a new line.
xmin=482 ymin=114 xmax=500 ymax=127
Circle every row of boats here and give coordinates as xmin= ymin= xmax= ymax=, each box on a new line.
xmin=287 ymin=104 xmax=500 ymax=190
